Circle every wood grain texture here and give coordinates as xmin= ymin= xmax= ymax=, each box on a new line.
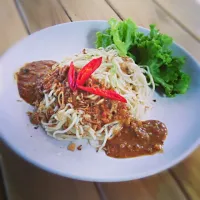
xmin=153 ymin=0 xmax=200 ymax=41
xmin=1 ymin=142 xmax=100 ymax=200
xmin=17 ymin=0 xmax=71 ymax=33
xmin=0 ymin=0 xmax=27 ymax=54
xmin=0 ymin=0 xmax=199 ymax=200
xmin=60 ymin=0 xmax=120 ymax=20
xmin=107 ymin=0 xmax=200 ymax=62
xmin=101 ymin=172 xmax=187 ymax=200
xmin=171 ymin=147 xmax=200 ymax=200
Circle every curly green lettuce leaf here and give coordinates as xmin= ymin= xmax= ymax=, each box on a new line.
xmin=95 ymin=19 xmax=190 ymax=97
xmin=96 ymin=31 xmax=113 ymax=48
xmin=96 ymin=18 xmax=137 ymax=56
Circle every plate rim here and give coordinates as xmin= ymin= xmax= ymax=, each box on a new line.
xmin=0 ymin=20 xmax=200 ymax=182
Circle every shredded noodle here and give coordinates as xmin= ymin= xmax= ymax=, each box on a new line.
xmin=37 ymin=47 xmax=155 ymax=150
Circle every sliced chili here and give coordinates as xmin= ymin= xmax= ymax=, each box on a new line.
xmin=67 ymin=57 xmax=126 ymax=103
xmin=77 ymin=85 xmax=127 ymax=103
xmin=76 ymin=57 xmax=102 ymax=86
xmin=68 ymin=62 xmax=76 ymax=91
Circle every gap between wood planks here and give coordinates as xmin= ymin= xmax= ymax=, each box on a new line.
xmin=14 ymin=0 xmax=31 ymax=34
xmin=0 ymin=156 xmax=7 ymax=200
xmin=152 ymin=0 xmax=200 ymax=42
xmin=58 ymin=0 xmax=73 ymax=22
xmin=169 ymin=170 xmax=191 ymax=200
xmin=108 ymin=0 xmax=200 ymax=44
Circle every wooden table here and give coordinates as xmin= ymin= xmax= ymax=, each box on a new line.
xmin=0 ymin=0 xmax=200 ymax=199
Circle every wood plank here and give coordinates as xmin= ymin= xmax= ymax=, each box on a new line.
xmin=17 ymin=0 xmax=71 ymax=33
xmin=0 ymin=0 xmax=27 ymax=54
xmin=60 ymin=0 xmax=120 ymax=20
xmin=153 ymin=0 xmax=200 ymax=41
xmin=107 ymin=0 xmax=200 ymax=62
xmin=171 ymin=147 xmax=200 ymax=200
xmin=0 ymin=142 xmax=100 ymax=200
xmin=100 ymin=172 xmax=187 ymax=200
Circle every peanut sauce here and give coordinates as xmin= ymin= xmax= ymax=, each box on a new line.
xmin=105 ymin=120 xmax=167 ymax=158
xmin=16 ymin=60 xmax=56 ymax=105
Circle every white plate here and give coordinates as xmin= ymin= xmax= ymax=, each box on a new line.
xmin=0 ymin=21 xmax=200 ymax=182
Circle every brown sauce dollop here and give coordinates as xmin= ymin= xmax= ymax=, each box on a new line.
xmin=17 ymin=60 xmax=56 ymax=105
xmin=105 ymin=120 xmax=167 ymax=158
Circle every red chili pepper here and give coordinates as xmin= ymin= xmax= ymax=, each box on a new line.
xmin=77 ymin=85 xmax=127 ymax=103
xmin=68 ymin=62 xmax=76 ymax=91
xmin=67 ymin=57 xmax=126 ymax=103
xmin=76 ymin=57 xmax=102 ymax=86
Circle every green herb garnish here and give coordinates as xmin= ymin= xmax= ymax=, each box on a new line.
xmin=96 ymin=18 xmax=190 ymax=97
